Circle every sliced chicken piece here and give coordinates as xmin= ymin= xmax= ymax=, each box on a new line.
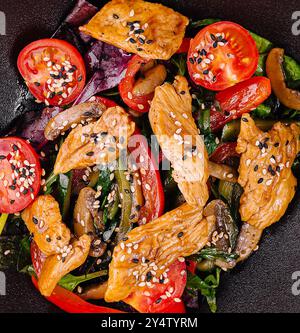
xmin=54 ymin=106 xmax=135 ymax=174
xmin=105 ymin=203 xmax=215 ymax=302
xmin=235 ymin=113 xmax=300 ymax=261
xmin=44 ymin=102 xmax=107 ymax=141
xmin=149 ymin=75 xmax=209 ymax=208
xmin=21 ymin=195 xmax=71 ymax=256
xmin=38 ymin=235 xmax=91 ymax=296
xmin=79 ymin=0 xmax=189 ymax=60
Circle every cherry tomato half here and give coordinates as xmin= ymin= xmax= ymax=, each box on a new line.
xmin=188 ymin=21 xmax=259 ymax=91
xmin=124 ymin=260 xmax=186 ymax=313
xmin=119 ymin=55 xmax=154 ymax=113
xmin=0 ymin=137 xmax=42 ymax=213
xmin=17 ymin=39 xmax=86 ymax=107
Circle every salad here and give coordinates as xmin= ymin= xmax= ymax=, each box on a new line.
xmin=1 ymin=0 xmax=300 ymax=313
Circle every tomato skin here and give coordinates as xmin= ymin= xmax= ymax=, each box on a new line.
xmin=211 ymin=76 xmax=271 ymax=132
xmin=31 ymin=241 xmax=46 ymax=278
xmin=124 ymin=261 xmax=187 ymax=313
xmin=17 ymin=39 xmax=86 ymax=106
xmin=176 ymin=38 xmax=191 ymax=54
xmin=119 ymin=55 xmax=153 ymax=113
xmin=188 ymin=21 xmax=259 ymax=91
xmin=92 ymin=96 xmax=118 ymax=108
xmin=0 ymin=137 xmax=41 ymax=213
xmin=210 ymin=142 xmax=239 ymax=163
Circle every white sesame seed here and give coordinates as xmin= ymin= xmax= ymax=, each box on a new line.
xmin=120 ymin=254 xmax=126 ymax=262
xmin=178 ymin=257 xmax=185 ymax=262
xmin=145 ymin=183 xmax=151 ymax=191
xmin=120 ymin=242 xmax=125 ymax=250
xmin=266 ymin=179 xmax=272 ymax=186
xmin=144 ymin=291 xmax=151 ymax=297
xmin=262 ymin=169 xmax=267 ymax=175
xmin=286 ymin=161 xmax=290 ymax=168
xmin=182 ymin=113 xmax=188 ymax=119
xmin=128 ymin=92 xmax=133 ymax=99
xmin=137 ymin=104 xmax=144 ymax=110
xmin=138 ymin=282 xmax=146 ymax=287
xmin=227 ymin=173 xmax=233 ymax=179
xmin=174 ymin=298 xmax=181 ymax=303
xmin=246 ymin=159 xmax=251 ymax=167
xmin=4 ymin=250 xmax=10 ymax=256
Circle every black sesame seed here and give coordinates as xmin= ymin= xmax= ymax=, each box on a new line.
xmin=132 ymin=258 xmax=139 ymax=263
xmin=33 ymin=217 xmax=38 ymax=225
xmin=136 ymin=205 xmax=141 ymax=211
xmin=78 ymin=76 xmax=82 ymax=82
xmin=286 ymin=140 xmax=290 ymax=146
xmin=182 ymin=154 xmax=187 ymax=161
xmin=146 ymin=271 xmax=153 ymax=281
xmin=180 ymin=91 xmax=186 ymax=95
xmin=276 ymin=166 xmax=281 ymax=172
xmin=242 ymin=117 xmax=248 ymax=122
xmin=263 ymin=142 xmax=268 ymax=149
xmin=135 ymin=29 xmax=144 ymax=34
xmin=217 ymin=35 xmax=223 ymax=42
xmin=138 ymin=37 xmax=145 ymax=44
xmin=129 ymin=38 xmax=136 ymax=44
xmin=258 ymin=178 xmax=263 ymax=184
xmin=129 ymin=214 xmax=136 ymax=220
xmin=0 ymin=155 xmax=6 ymax=160
xmin=62 ymin=257 xmax=66 ymax=263
xmin=10 ymin=200 xmax=15 ymax=204
xmin=137 ymin=47 xmax=143 ymax=51
xmin=203 ymin=70 xmax=209 ymax=75
xmin=124 ymin=189 xmax=130 ymax=194
xmin=9 ymin=185 xmax=16 ymax=190
xmin=221 ymin=38 xmax=228 ymax=44
xmin=268 ymin=165 xmax=273 ymax=173
xmin=159 ymin=278 xmax=164 ymax=284
xmin=86 ymin=151 xmax=94 ymax=156
xmin=120 ymin=136 xmax=125 ymax=144
xmin=210 ymin=33 xmax=216 ymax=41
xmin=155 ymin=298 xmax=162 ymax=304
xmin=83 ymin=111 xmax=93 ymax=117
xmin=188 ymin=58 xmax=195 ymax=64
xmin=12 ymin=144 xmax=18 ymax=151
xmin=258 ymin=142 xmax=263 ymax=149
xmin=274 ymin=142 xmax=279 ymax=147
xmin=34 ymin=82 xmax=40 ymax=87
xmin=146 ymin=39 xmax=153 ymax=44
xmin=23 ymin=189 xmax=28 ymax=195
xmin=49 ymin=92 xmax=56 ymax=99
xmin=197 ymin=57 xmax=203 ymax=64
xmin=224 ymin=111 xmax=230 ymax=116
xmin=46 ymin=237 xmax=51 ymax=243
xmin=113 ymin=13 xmax=119 ymax=19
xmin=122 ymin=237 xmax=129 ymax=241
xmin=191 ymin=145 xmax=197 ymax=152
xmin=213 ymin=41 xmax=218 ymax=48
xmin=254 ymin=165 xmax=258 ymax=172
xmin=145 ymin=258 xmax=150 ymax=263
xmin=100 ymin=131 xmax=108 ymax=137
xmin=200 ymin=49 xmax=207 ymax=56
xmin=177 ymin=232 xmax=184 ymax=238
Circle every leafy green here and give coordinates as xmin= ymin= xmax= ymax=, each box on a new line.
xmin=189 ymin=248 xmax=238 ymax=263
xmin=58 ymin=270 xmax=107 ymax=292
xmin=204 ymin=133 xmax=218 ymax=155
xmin=97 ymin=168 xmax=113 ymax=205
xmin=284 ymin=55 xmax=300 ymax=89
xmin=20 ymin=264 xmax=36 ymax=276
xmin=186 ymin=269 xmax=221 ymax=313
xmin=255 ymin=54 xmax=267 ymax=76
xmin=252 ymin=104 xmax=272 ymax=118
xmin=0 ymin=236 xmax=22 ymax=270
xmin=249 ymin=32 xmax=273 ymax=53
xmin=57 ymin=171 xmax=73 ymax=221
xmin=171 ymin=53 xmax=187 ymax=76
xmin=44 ymin=171 xmax=58 ymax=195
xmin=190 ymin=18 xmax=221 ymax=28
xmin=197 ymin=108 xmax=218 ymax=155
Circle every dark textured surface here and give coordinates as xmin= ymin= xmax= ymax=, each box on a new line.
xmin=0 ymin=0 xmax=300 ymax=313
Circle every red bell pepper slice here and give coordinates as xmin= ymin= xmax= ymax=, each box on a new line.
xmin=128 ymin=129 xmax=165 ymax=224
xmin=31 ymin=276 xmax=123 ymax=313
xmin=209 ymin=142 xmax=239 ymax=164
xmin=119 ymin=55 xmax=154 ymax=113
xmin=210 ymin=76 xmax=271 ymax=132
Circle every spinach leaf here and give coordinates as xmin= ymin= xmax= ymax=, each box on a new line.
xmin=186 ymin=269 xmax=221 ymax=313
xmin=252 ymin=104 xmax=272 ymax=118
xmin=190 ymin=18 xmax=221 ymax=28
xmin=255 ymin=54 xmax=267 ymax=76
xmin=0 ymin=236 xmax=22 ymax=270
xmin=58 ymin=270 xmax=107 ymax=292
xmin=249 ymin=32 xmax=273 ymax=54
xmin=284 ymin=56 xmax=300 ymax=90
xmin=197 ymin=108 xmax=218 ymax=155
xmin=57 ymin=171 xmax=73 ymax=221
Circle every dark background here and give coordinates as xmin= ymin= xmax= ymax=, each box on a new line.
xmin=0 ymin=0 xmax=300 ymax=313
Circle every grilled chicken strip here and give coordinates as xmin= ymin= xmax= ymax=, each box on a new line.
xmin=54 ymin=106 xmax=135 ymax=174
xmin=44 ymin=102 xmax=107 ymax=141
xmin=80 ymin=0 xmax=189 ymax=60
xmin=21 ymin=195 xmax=71 ymax=256
xmin=235 ymin=114 xmax=300 ymax=262
xmin=149 ymin=75 xmax=209 ymax=208
xmin=105 ymin=203 xmax=215 ymax=302
xmin=38 ymin=235 xmax=91 ymax=296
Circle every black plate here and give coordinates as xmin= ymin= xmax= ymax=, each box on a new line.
xmin=0 ymin=0 xmax=300 ymax=313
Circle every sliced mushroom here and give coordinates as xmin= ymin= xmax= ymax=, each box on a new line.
xmin=208 ymin=161 xmax=238 ymax=183
xmin=132 ymin=64 xmax=167 ymax=96
xmin=80 ymin=281 xmax=108 ymax=300
xmin=44 ymin=102 xmax=107 ymax=141
xmin=73 ymin=187 xmax=106 ymax=257
xmin=266 ymin=48 xmax=300 ymax=110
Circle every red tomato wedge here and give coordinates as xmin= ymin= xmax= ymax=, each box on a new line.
xmin=119 ymin=55 xmax=154 ymax=113
xmin=31 ymin=241 xmax=46 ymax=278
xmin=124 ymin=261 xmax=186 ymax=313
xmin=187 ymin=21 xmax=259 ymax=91
xmin=0 ymin=137 xmax=41 ymax=213
xmin=210 ymin=76 xmax=271 ymax=132
xmin=17 ymin=39 xmax=86 ymax=107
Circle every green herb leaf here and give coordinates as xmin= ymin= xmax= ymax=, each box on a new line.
xmin=186 ymin=269 xmax=221 ymax=313
xmin=190 ymin=18 xmax=221 ymax=28
xmin=44 ymin=171 xmax=58 ymax=195
xmin=284 ymin=55 xmax=300 ymax=90
xmin=189 ymin=247 xmax=239 ymax=262
xmin=58 ymin=270 xmax=108 ymax=292
xmin=171 ymin=54 xmax=187 ymax=76
xmin=249 ymin=32 xmax=273 ymax=54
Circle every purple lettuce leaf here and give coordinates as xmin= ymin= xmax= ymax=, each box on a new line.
xmin=65 ymin=0 xmax=98 ymax=27
xmin=74 ymin=41 xmax=132 ymax=104
xmin=19 ymin=107 xmax=62 ymax=149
